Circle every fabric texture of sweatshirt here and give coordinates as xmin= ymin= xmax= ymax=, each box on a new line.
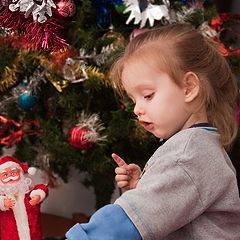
xmin=115 ymin=127 xmax=240 ymax=239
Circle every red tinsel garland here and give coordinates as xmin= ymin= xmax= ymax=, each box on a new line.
xmin=0 ymin=34 xmax=31 ymax=49
xmin=211 ymin=13 xmax=240 ymax=56
xmin=0 ymin=116 xmax=40 ymax=147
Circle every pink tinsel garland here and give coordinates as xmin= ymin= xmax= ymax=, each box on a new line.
xmin=0 ymin=8 xmax=25 ymax=30
xmin=24 ymin=19 xmax=68 ymax=50
xmin=0 ymin=8 xmax=68 ymax=51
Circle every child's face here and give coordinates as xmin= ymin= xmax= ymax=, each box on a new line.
xmin=122 ymin=59 xmax=191 ymax=139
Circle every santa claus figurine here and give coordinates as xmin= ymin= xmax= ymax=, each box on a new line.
xmin=0 ymin=155 xmax=48 ymax=240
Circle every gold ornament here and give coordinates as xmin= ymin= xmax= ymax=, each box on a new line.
xmin=102 ymin=26 xmax=125 ymax=48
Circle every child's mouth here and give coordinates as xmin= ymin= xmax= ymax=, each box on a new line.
xmin=139 ymin=121 xmax=154 ymax=131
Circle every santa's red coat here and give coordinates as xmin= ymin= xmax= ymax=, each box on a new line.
xmin=0 ymin=184 xmax=48 ymax=240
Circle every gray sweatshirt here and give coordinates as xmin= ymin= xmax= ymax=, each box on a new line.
xmin=115 ymin=127 xmax=240 ymax=240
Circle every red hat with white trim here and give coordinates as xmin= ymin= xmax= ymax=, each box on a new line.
xmin=0 ymin=156 xmax=36 ymax=175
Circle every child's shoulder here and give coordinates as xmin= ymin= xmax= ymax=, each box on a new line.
xmin=150 ymin=127 xmax=232 ymax=181
xmin=153 ymin=127 xmax=221 ymax=160
xmin=171 ymin=127 xmax=220 ymax=149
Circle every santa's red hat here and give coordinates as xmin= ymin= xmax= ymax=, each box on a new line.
xmin=0 ymin=156 xmax=36 ymax=175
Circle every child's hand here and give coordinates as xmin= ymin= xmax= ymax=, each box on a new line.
xmin=4 ymin=197 xmax=16 ymax=208
xmin=112 ymin=153 xmax=141 ymax=190
xmin=29 ymin=195 xmax=41 ymax=206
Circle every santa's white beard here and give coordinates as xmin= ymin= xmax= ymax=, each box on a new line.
xmin=0 ymin=176 xmax=32 ymax=196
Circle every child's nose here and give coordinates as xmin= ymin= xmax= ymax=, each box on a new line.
xmin=134 ymin=103 xmax=144 ymax=116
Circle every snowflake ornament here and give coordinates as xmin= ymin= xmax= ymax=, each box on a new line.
xmin=9 ymin=0 xmax=56 ymax=23
xmin=123 ymin=0 xmax=170 ymax=28
xmin=199 ymin=21 xmax=217 ymax=38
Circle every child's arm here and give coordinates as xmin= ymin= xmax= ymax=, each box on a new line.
xmin=112 ymin=153 xmax=141 ymax=190
xmin=65 ymin=204 xmax=141 ymax=240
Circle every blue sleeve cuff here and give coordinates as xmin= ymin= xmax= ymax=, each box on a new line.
xmin=65 ymin=223 xmax=89 ymax=240
xmin=66 ymin=204 xmax=141 ymax=240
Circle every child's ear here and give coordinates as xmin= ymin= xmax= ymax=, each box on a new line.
xmin=183 ymin=72 xmax=200 ymax=103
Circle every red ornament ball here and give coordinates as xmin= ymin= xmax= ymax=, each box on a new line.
xmin=68 ymin=126 xmax=93 ymax=150
xmin=57 ymin=0 xmax=76 ymax=17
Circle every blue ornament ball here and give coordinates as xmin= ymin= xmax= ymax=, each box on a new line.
xmin=17 ymin=92 xmax=37 ymax=110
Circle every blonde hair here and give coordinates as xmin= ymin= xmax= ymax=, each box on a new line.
xmin=110 ymin=23 xmax=238 ymax=149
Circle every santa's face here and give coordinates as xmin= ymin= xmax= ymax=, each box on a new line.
xmin=0 ymin=167 xmax=21 ymax=184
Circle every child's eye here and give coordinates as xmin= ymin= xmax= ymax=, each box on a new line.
xmin=144 ymin=93 xmax=154 ymax=100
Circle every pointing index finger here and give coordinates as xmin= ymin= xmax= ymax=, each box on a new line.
xmin=111 ymin=153 xmax=127 ymax=167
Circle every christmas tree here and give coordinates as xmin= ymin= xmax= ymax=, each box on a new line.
xmin=0 ymin=0 xmax=239 ymax=209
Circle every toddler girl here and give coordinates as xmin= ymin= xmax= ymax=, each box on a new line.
xmin=66 ymin=23 xmax=240 ymax=240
